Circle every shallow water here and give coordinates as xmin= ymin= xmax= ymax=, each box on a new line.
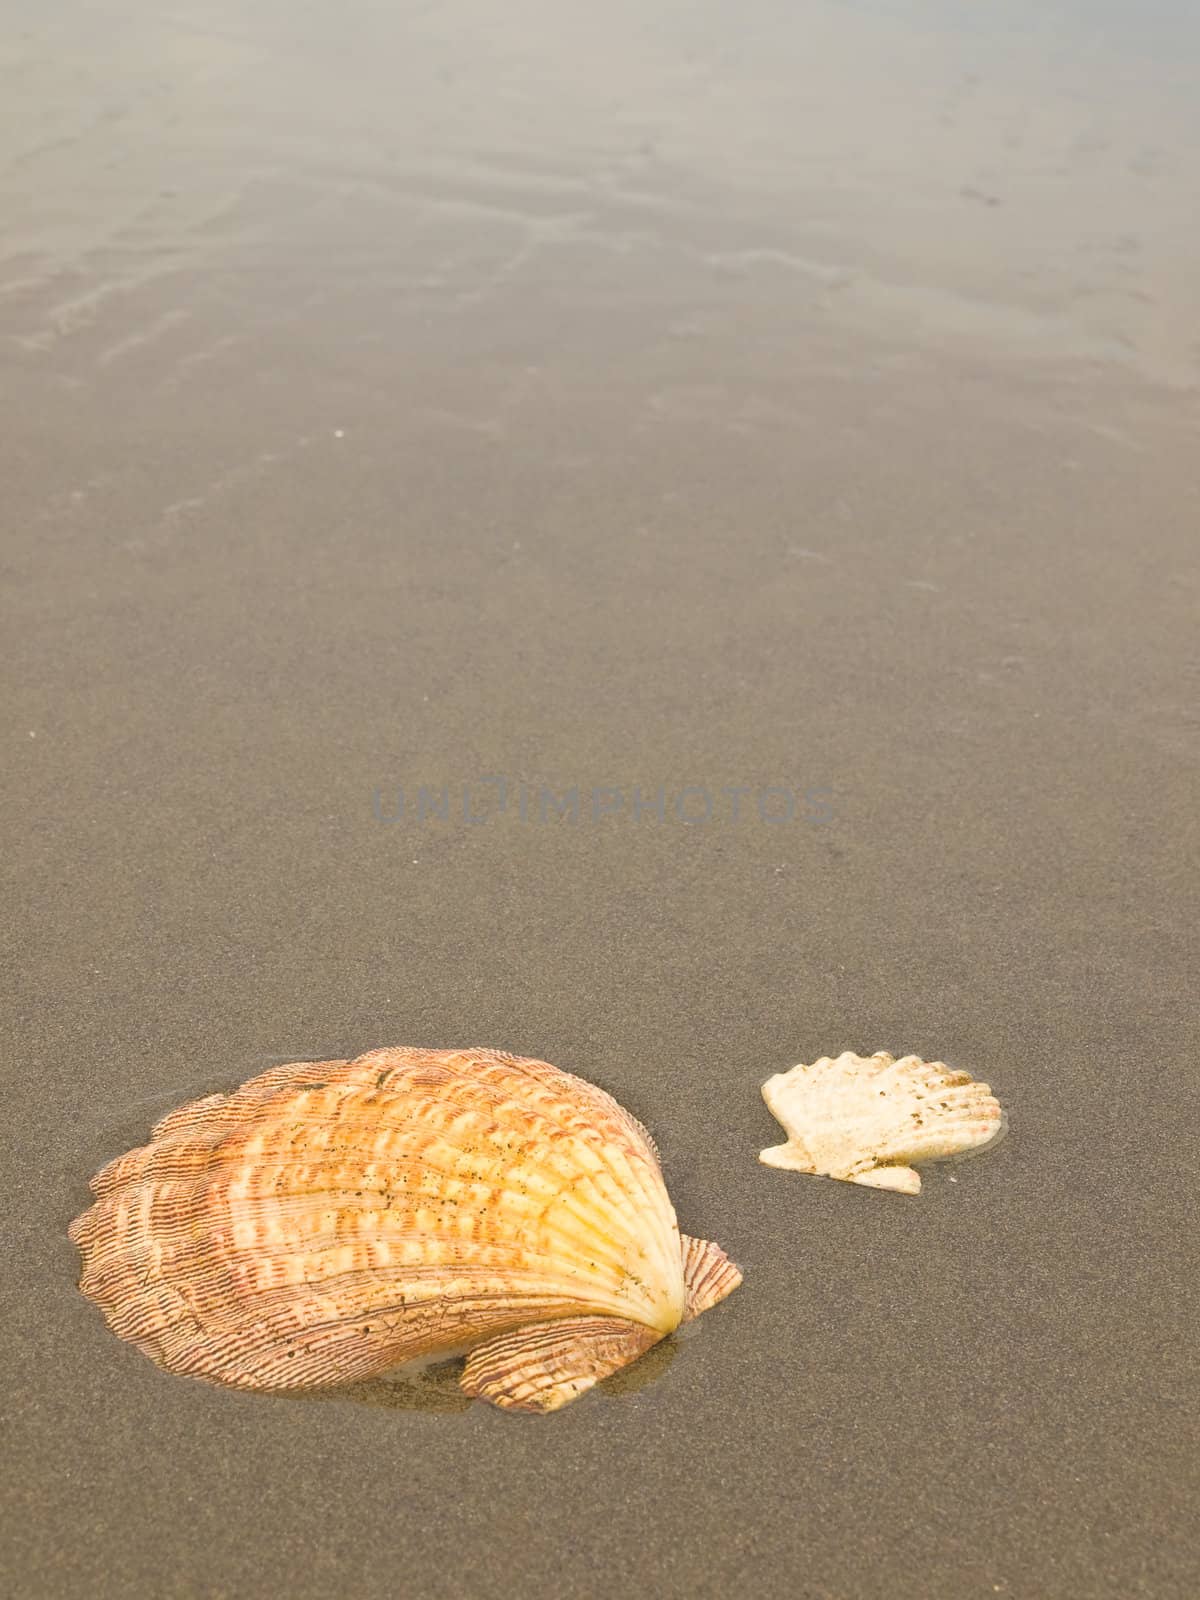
xmin=3 ymin=3 xmax=1199 ymax=1597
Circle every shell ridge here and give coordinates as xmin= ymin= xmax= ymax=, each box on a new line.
xmin=152 ymin=1291 xmax=634 ymax=1391
xmin=680 ymin=1234 xmax=743 ymax=1320
xmin=439 ymin=1051 xmax=672 ymax=1203
xmin=124 ymin=1053 xmax=674 ymax=1297
xmin=205 ymin=1121 xmax=662 ymax=1287
xmin=360 ymin=1051 xmax=683 ymax=1321
xmin=81 ymin=1137 xmax=661 ymax=1318
xmin=459 ymin=1315 xmax=660 ymax=1412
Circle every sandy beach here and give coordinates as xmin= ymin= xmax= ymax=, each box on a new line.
xmin=3 ymin=2 xmax=1198 ymax=1596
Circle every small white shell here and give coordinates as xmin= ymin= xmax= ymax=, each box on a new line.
xmin=760 ymin=1051 xmax=1004 ymax=1195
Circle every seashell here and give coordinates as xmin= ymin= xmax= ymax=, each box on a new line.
xmin=759 ymin=1050 xmax=1004 ymax=1195
xmin=70 ymin=1047 xmax=741 ymax=1413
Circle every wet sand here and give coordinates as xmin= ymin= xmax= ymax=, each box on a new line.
xmin=3 ymin=2 xmax=1198 ymax=1596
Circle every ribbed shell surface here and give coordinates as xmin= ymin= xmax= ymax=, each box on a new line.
xmin=70 ymin=1047 xmax=687 ymax=1390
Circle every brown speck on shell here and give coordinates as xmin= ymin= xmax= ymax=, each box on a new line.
xmin=69 ymin=1046 xmax=741 ymax=1412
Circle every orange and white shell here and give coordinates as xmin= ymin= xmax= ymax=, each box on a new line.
xmin=70 ymin=1047 xmax=741 ymax=1412
xmin=760 ymin=1050 xmax=1005 ymax=1195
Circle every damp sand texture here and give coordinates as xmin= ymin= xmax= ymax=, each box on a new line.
xmin=5 ymin=2 xmax=1200 ymax=1598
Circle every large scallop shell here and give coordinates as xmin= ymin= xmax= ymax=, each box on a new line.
xmin=70 ymin=1047 xmax=741 ymax=1412
xmin=760 ymin=1050 xmax=1004 ymax=1195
